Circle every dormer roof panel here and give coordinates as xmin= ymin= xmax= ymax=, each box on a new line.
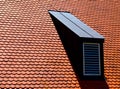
xmin=49 ymin=10 xmax=104 ymax=40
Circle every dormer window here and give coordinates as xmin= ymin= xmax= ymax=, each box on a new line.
xmin=83 ymin=43 xmax=101 ymax=76
xmin=49 ymin=10 xmax=105 ymax=80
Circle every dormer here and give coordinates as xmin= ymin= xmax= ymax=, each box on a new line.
xmin=49 ymin=10 xmax=105 ymax=80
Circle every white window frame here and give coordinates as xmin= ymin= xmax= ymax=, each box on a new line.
xmin=83 ymin=43 xmax=101 ymax=76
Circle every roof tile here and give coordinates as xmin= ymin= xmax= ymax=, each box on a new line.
xmin=0 ymin=0 xmax=119 ymax=88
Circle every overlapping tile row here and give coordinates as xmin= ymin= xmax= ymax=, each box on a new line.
xmin=0 ymin=0 xmax=120 ymax=88
xmin=0 ymin=0 xmax=80 ymax=88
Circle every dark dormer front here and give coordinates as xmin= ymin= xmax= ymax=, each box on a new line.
xmin=49 ymin=10 xmax=105 ymax=80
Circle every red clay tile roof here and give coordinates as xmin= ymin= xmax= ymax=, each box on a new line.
xmin=0 ymin=0 xmax=120 ymax=88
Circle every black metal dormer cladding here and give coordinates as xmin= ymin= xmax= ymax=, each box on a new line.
xmin=49 ymin=10 xmax=105 ymax=80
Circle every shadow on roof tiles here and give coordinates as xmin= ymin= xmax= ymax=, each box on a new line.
xmin=79 ymin=80 xmax=109 ymax=89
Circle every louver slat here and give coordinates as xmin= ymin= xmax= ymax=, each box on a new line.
xmin=83 ymin=43 xmax=101 ymax=76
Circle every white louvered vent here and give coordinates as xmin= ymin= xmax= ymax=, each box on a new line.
xmin=83 ymin=43 xmax=101 ymax=76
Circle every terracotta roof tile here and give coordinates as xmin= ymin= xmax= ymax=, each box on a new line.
xmin=0 ymin=0 xmax=120 ymax=88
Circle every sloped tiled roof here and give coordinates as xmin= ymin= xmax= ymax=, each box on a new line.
xmin=0 ymin=0 xmax=120 ymax=88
